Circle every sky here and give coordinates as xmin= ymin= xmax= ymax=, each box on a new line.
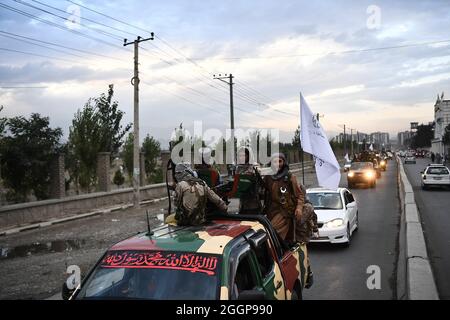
xmin=1 ymin=0 xmax=450 ymax=148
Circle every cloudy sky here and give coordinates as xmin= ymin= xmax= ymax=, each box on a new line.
xmin=1 ymin=0 xmax=450 ymax=147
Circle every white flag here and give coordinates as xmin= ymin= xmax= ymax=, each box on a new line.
xmin=300 ymin=93 xmax=341 ymax=190
xmin=345 ymin=153 xmax=350 ymax=162
xmin=369 ymin=144 xmax=374 ymax=151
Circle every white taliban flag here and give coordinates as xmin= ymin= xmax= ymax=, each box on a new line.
xmin=300 ymin=93 xmax=341 ymax=189
xmin=345 ymin=153 xmax=350 ymax=162
xmin=369 ymin=144 xmax=374 ymax=151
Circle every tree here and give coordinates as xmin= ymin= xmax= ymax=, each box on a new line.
xmin=123 ymin=133 xmax=163 ymax=184
xmin=0 ymin=113 xmax=62 ymax=202
xmin=122 ymin=132 xmax=134 ymax=182
xmin=96 ymin=84 xmax=132 ymax=154
xmin=113 ymin=169 xmax=125 ymax=187
xmin=66 ymin=85 xmax=131 ymax=192
xmin=411 ymin=124 xmax=433 ymax=149
xmin=142 ymin=134 xmax=161 ymax=183
xmin=443 ymin=124 xmax=450 ymax=146
xmin=292 ymin=125 xmax=301 ymax=150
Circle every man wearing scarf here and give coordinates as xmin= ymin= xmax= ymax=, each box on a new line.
xmin=263 ymin=153 xmax=306 ymax=244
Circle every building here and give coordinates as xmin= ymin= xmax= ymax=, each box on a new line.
xmin=370 ymin=132 xmax=390 ymax=146
xmin=397 ymin=130 xmax=412 ymax=147
xmin=431 ymin=93 xmax=450 ymax=156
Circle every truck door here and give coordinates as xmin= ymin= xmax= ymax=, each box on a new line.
xmin=252 ymin=238 xmax=286 ymax=300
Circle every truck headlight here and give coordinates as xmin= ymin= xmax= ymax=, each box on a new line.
xmin=324 ymin=219 xmax=344 ymax=228
xmin=365 ymin=171 xmax=374 ymax=179
xmin=380 ymin=160 xmax=386 ymax=166
xmin=348 ymin=171 xmax=354 ymax=177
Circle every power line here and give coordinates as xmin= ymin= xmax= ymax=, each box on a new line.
xmin=0 ymin=32 xmax=90 ymax=60
xmin=0 ymin=47 xmax=80 ymax=63
xmin=65 ymin=0 xmax=153 ymax=36
xmin=0 ymin=3 xmax=127 ymax=51
xmin=192 ymin=39 xmax=450 ymax=61
xmin=31 ymin=0 xmax=137 ymax=38
xmin=63 ymin=0 xmax=276 ymax=111
xmin=0 ymin=30 xmax=125 ymax=61
xmin=5 ymin=0 xmax=297 ymax=123
xmin=13 ymin=0 xmax=123 ymax=41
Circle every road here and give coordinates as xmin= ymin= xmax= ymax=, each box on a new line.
xmin=304 ymin=159 xmax=400 ymax=300
xmin=403 ymin=157 xmax=450 ymax=299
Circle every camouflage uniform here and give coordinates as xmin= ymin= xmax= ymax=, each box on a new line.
xmin=173 ymin=163 xmax=227 ymax=226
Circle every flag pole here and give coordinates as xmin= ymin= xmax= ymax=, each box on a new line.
xmin=300 ymin=92 xmax=305 ymax=186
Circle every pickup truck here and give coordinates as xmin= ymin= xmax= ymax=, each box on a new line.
xmin=64 ymin=213 xmax=312 ymax=300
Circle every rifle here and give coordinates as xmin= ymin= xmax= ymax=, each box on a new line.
xmin=166 ymin=159 xmax=176 ymax=215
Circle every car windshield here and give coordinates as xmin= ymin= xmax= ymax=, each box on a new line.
xmin=426 ymin=167 xmax=449 ymax=175
xmin=350 ymin=162 xmax=373 ymax=170
xmin=307 ymin=192 xmax=343 ymax=210
xmin=76 ymin=250 xmax=221 ymax=300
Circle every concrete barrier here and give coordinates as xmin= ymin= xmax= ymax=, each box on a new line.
xmin=0 ymin=183 xmax=167 ymax=232
xmin=396 ymin=156 xmax=439 ymax=300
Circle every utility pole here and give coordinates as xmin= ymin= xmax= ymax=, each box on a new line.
xmin=213 ymin=73 xmax=235 ymax=164
xmin=124 ymin=34 xmax=154 ymax=209
xmin=344 ymin=124 xmax=346 ymax=156
xmin=350 ymin=128 xmax=354 ymax=157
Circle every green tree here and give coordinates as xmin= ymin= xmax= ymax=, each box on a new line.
xmin=0 ymin=113 xmax=62 ymax=202
xmin=411 ymin=124 xmax=433 ymax=148
xmin=443 ymin=124 xmax=450 ymax=146
xmin=122 ymin=132 xmax=134 ymax=182
xmin=142 ymin=134 xmax=161 ymax=183
xmin=66 ymin=85 xmax=131 ymax=192
xmin=113 ymin=169 xmax=125 ymax=187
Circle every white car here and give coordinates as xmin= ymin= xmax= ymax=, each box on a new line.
xmin=404 ymin=155 xmax=416 ymax=164
xmin=421 ymin=164 xmax=450 ymax=190
xmin=306 ymin=187 xmax=359 ymax=246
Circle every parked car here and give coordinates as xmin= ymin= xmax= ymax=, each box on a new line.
xmin=347 ymin=162 xmax=377 ymax=188
xmin=63 ymin=214 xmax=312 ymax=300
xmin=421 ymin=164 xmax=450 ymax=190
xmin=306 ymin=187 xmax=358 ymax=246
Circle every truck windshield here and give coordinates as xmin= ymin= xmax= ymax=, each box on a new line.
xmin=76 ymin=250 xmax=221 ymax=300
xmin=351 ymin=162 xmax=373 ymax=170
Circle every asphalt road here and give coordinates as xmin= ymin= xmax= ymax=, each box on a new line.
xmin=403 ymin=157 xmax=450 ymax=299
xmin=304 ymin=159 xmax=400 ymax=300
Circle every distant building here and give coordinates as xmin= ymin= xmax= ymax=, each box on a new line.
xmin=370 ymin=132 xmax=390 ymax=146
xmin=431 ymin=92 xmax=450 ymax=155
xmin=397 ymin=130 xmax=412 ymax=147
